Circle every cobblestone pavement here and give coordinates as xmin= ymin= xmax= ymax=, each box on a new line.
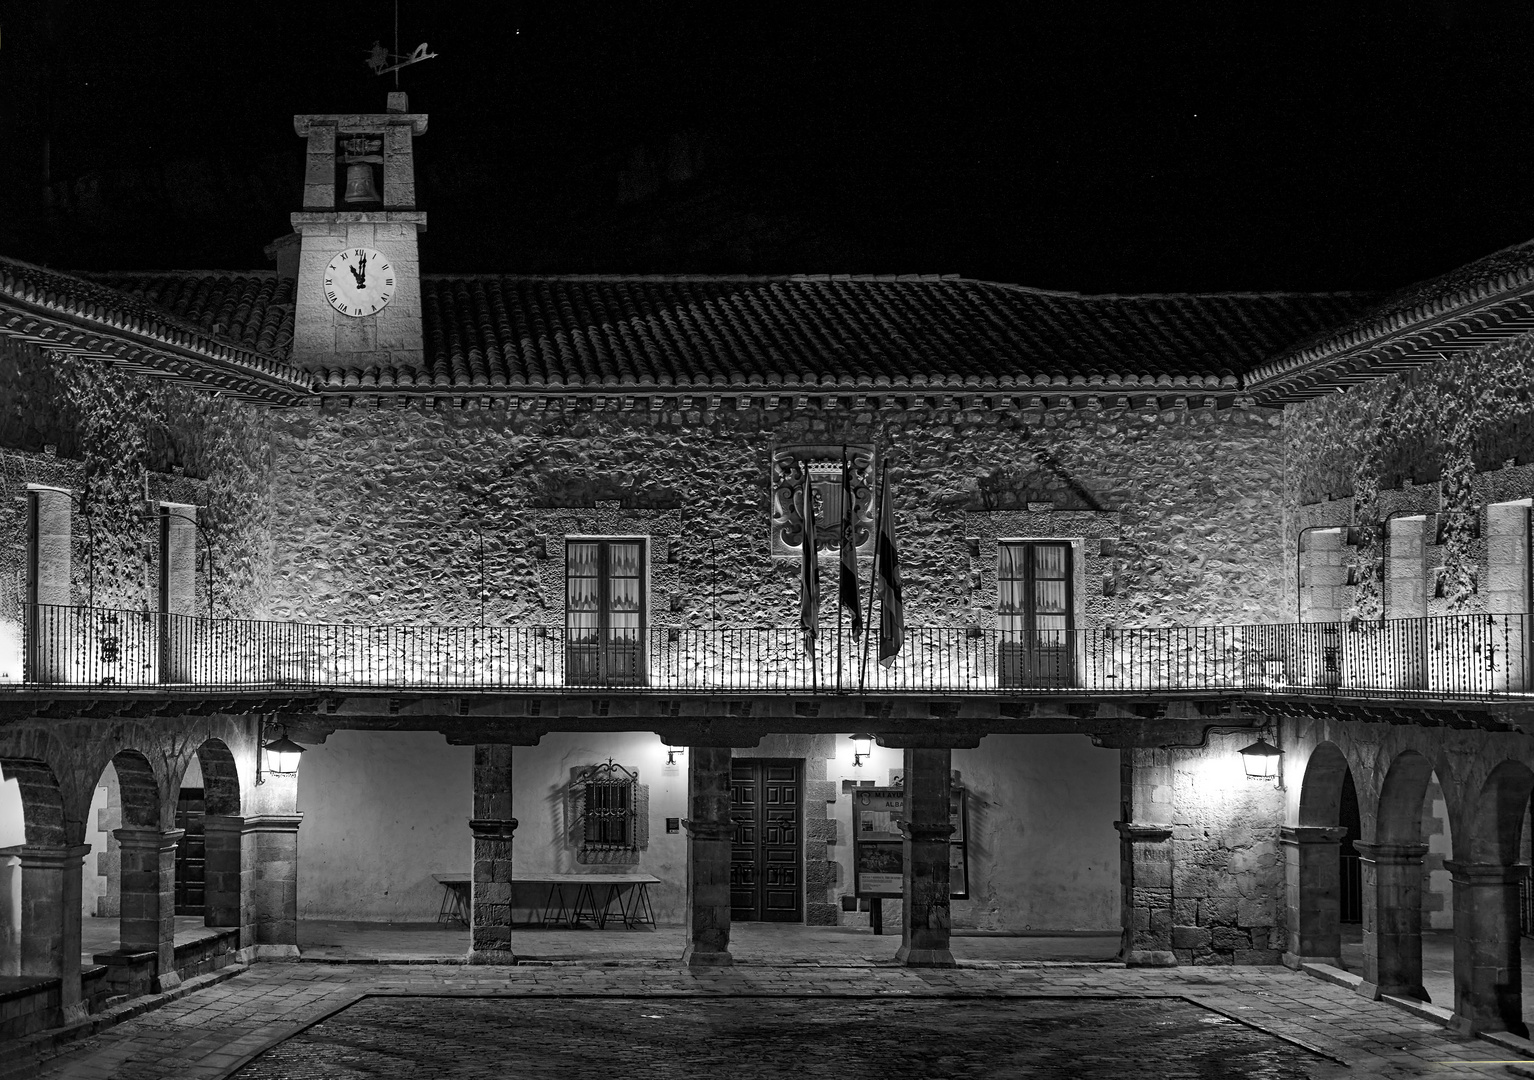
xmin=21 ymin=959 xmax=1534 ymax=1080
xmin=230 ymin=996 xmax=1328 ymax=1079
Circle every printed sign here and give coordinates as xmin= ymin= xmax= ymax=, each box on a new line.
xmin=853 ymin=785 xmax=969 ymax=900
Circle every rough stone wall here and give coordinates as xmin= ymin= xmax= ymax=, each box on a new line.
xmin=1154 ymin=734 xmax=1286 ymax=964
xmin=0 ymin=339 xmax=278 ymax=619
xmin=266 ymin=400 xmax=1288 ymax=630
xmin=1282 ymin=335 xmax=1534 ymax=619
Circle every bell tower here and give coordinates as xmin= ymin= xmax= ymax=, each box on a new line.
xmin=289 ymin=91 xmax=427 ymax=373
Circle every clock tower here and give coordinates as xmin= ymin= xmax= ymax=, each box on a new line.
xmin=289 ymin=91 xmax=426 ymax=373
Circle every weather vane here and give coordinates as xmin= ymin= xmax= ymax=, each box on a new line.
xmin=365 ymin=40 xmax=437 ymax=79
xmin=366 ymin=0 xmax=438 ymax=86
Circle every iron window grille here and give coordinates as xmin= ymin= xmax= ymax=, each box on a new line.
xmin=574 ymin=760 xmax=639 ymax=853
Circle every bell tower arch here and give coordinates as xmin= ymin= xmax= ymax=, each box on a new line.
xmin=289 ymin=91 xmax=427 ymax=374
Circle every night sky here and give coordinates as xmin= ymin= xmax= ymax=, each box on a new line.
xmin=3 ymin=2 xmax=1534 ymax=293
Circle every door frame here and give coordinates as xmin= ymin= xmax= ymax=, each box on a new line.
xmin=729 ymin=757 xmax=805 ymax=923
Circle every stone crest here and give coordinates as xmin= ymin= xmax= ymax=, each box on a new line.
xmin=770 ymin=444 xmax=875 ymax=558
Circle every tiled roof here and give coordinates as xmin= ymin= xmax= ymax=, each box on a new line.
xmin=314 ymin=274 xmax=1370 ymax=394
xmin=83 ymin=271 xmax=298 ymax=360
xmin=0 ymin=258 xmax=310 ymax=404
xmin=1248 ymin=238 xmax=1534 ymax=399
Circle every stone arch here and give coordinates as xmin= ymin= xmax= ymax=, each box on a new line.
xmin=1364 ymin=749 xmax=1440 ymax=1001
xmin=109 ymin=749 xmax=159 ymax=830
xmin=194 ymin=738 xmax=241 ymax=817
xmin=1285 ymin=740 xmax=1356 ymax=967
xmin=1377 ymin=749 xmax=1435 ymax=845
xmin=1468 ymin=759 xmax=1534 ymax=866
xmin=1297 ymin=741 xmax=1352 ymax=827
xmin=1449 ymin=757 xmax=1534 ymax=1036
xmin=0 ymin=759 xmax=66 ymax=848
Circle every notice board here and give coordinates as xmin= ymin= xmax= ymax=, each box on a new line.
xmin=852 ymin=785 xmax=968 ymax=900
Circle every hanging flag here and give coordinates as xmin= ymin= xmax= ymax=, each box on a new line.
xmin=799 ymin=474 xmax=820 ymax=658
xmin=876 ymin=469 xmax=904 ymax=667
xmin=839 ymin=455 xmax=863 ymax=640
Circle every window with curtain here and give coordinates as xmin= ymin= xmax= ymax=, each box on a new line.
xmin=998 ymin=541 xmax=1075 ymax=686
xmin=565 ymin=538 xmax=646 ymax=685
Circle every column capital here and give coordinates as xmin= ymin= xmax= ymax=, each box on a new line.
xmin=113 ymin=827 xmax=185 ymax=852
xmin=1280 ymin=825 xmax=1348 ymax=846
xmin=201 ymin=814 xmax=246 ymax=835
xmin=0 ymin=843 xmax=91 ymax=868
xmin=1114 ymin=821 xmax=1173 ymax=842
xmin=1354 ymin=841 xmax=1429 ymax=864
xmin=243 ymin=813 xmax=304 ymax=834
xmin=681 ymin=819 xmax=733 ymax=840
xmin=468 ymin=817 xmax=518 ymax=840
xmin=1444 ymin=860 xmax=1529 ymax=885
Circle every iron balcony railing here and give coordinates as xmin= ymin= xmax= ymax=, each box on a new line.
xmin=3 ymin=604 xmax=1532 ymax=698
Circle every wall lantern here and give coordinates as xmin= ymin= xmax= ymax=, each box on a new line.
xmin=262 ymin=726 xmax=307 ymax=776
xmin=851 ymin=734 xmax=873 ymax=768
xmin=1237 ymin=736 xmax=1283 ymax=781
xmin=666 ymin=745 xmax=684 ymax=766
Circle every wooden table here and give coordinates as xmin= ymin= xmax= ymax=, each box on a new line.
xmin=433 ymin=874 xmax=471 ymax=925
xmin=518 ymin=874 xmax=659 ymax=930
xmin=432 ymin=873 xmax=659 ymax=929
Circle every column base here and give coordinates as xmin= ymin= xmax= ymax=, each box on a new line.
xmin=154 ymin=971 xmax=183 ymax=993
xmin=60 ymin=1002 xmax=89 ymax=1025
xmin=1282 ymin=952 xmax=1343 ymax=971
xmin=1124 ymin=950 xmax=1177 ymax=968
xmin=1452 ymin=1013 xmax=1530 ymax=1039
xmin=467 ymin=949 xmax=518 ymax=965
xmin=894 ymin=945 xmax=956 ymax=968
xmin=253 ymin=944 xmax=302 ymax=961
xmin=682 ymin=946 xmax=733 ymax=967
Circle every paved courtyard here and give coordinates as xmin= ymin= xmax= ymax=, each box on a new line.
xmin=15 ymin=922 xmax=1534 ymax=1080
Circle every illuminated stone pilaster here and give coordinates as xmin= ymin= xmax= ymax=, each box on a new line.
xmin=1117 ymin=747 xmax=1176 ymax=966
xmin=682 ymin=745 xmax=734 ymax=967
xmin=1354 ymin=841 xmax=1428 ymax=1001
xmin=1446 ymin=860 xmax=1528 ymax=1037
xmin=25 ymin=485 xmax=72 ymax=684
xmin=468 ymin=744 xmax=518 ymax=963
xmin=1281 ymin=825 xmax=1347 ymax=968
xmin=158 ymin=503 xmax=197 ymax=682
xmin=246 ymin=813 xmax=303 ymax=959
xmin=895 ymin=746 xmax=956 ymax=968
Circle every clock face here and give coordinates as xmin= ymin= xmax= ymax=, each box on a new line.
xmin=324 ymin=247 xmax=395 ymax=317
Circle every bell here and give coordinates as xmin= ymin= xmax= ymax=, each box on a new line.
xmin=343 ymin=162 xmax=380 ymax=204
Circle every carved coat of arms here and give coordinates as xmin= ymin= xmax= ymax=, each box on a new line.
xmin=770 ymin=445 xmax=875 ymax=558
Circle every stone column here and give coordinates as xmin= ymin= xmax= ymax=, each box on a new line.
xmin=115 ymin=827 xmax=184 ymax=991
xmin=468 ymin=744 xmax=518 ymax=964
xmin=246 ymin=814 xmax=303 ymax=959
xmin=1281 ymin=825 xmax=1348 ymax=969
xmin=1117 ymin=748 xmax=1176 ymax=966
xmin=26 ymin=485 xmax=72 ymax=684
xmin=682 ymin=745 xmax=734 ymax=967
xmin=1 ymin=844 xmax=89 ymax=1023
xmin=1355 ymin=841 xmax=1429 ymax=1001
xmin=1446 ymin=860 xmax=1528 ymax=1037
xmin=893 ymin=747 xmax=955 ymax=967
xmin=202 ymin=815 xmax=247 ymax=943
xmin=158 ymin=503 xmax=197 ymax=683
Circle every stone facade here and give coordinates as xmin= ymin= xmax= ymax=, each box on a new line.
xmin=265 ymin=400 xmax=1288 ymax=630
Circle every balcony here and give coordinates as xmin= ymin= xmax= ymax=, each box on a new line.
xmin=1 ymin=604 xmax=1531 ymax=703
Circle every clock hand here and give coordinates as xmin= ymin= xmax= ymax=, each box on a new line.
xmin=349 ymin=262 xmax=365 ymax=289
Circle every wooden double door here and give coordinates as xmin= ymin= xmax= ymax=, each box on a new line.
xmin=174 ymin=787 xmax=205 ymax=916
xmin=729 ymin=759 xmax=802 ymax=922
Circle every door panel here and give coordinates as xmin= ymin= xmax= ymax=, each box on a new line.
xmin=174 ymin=787 xmax=206 ymax=916
xmin=729 ymin=760 xmax=802 ymax=922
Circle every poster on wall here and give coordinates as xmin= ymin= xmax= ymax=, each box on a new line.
xmin=853 ymin=785 xmax=968 ymax=900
